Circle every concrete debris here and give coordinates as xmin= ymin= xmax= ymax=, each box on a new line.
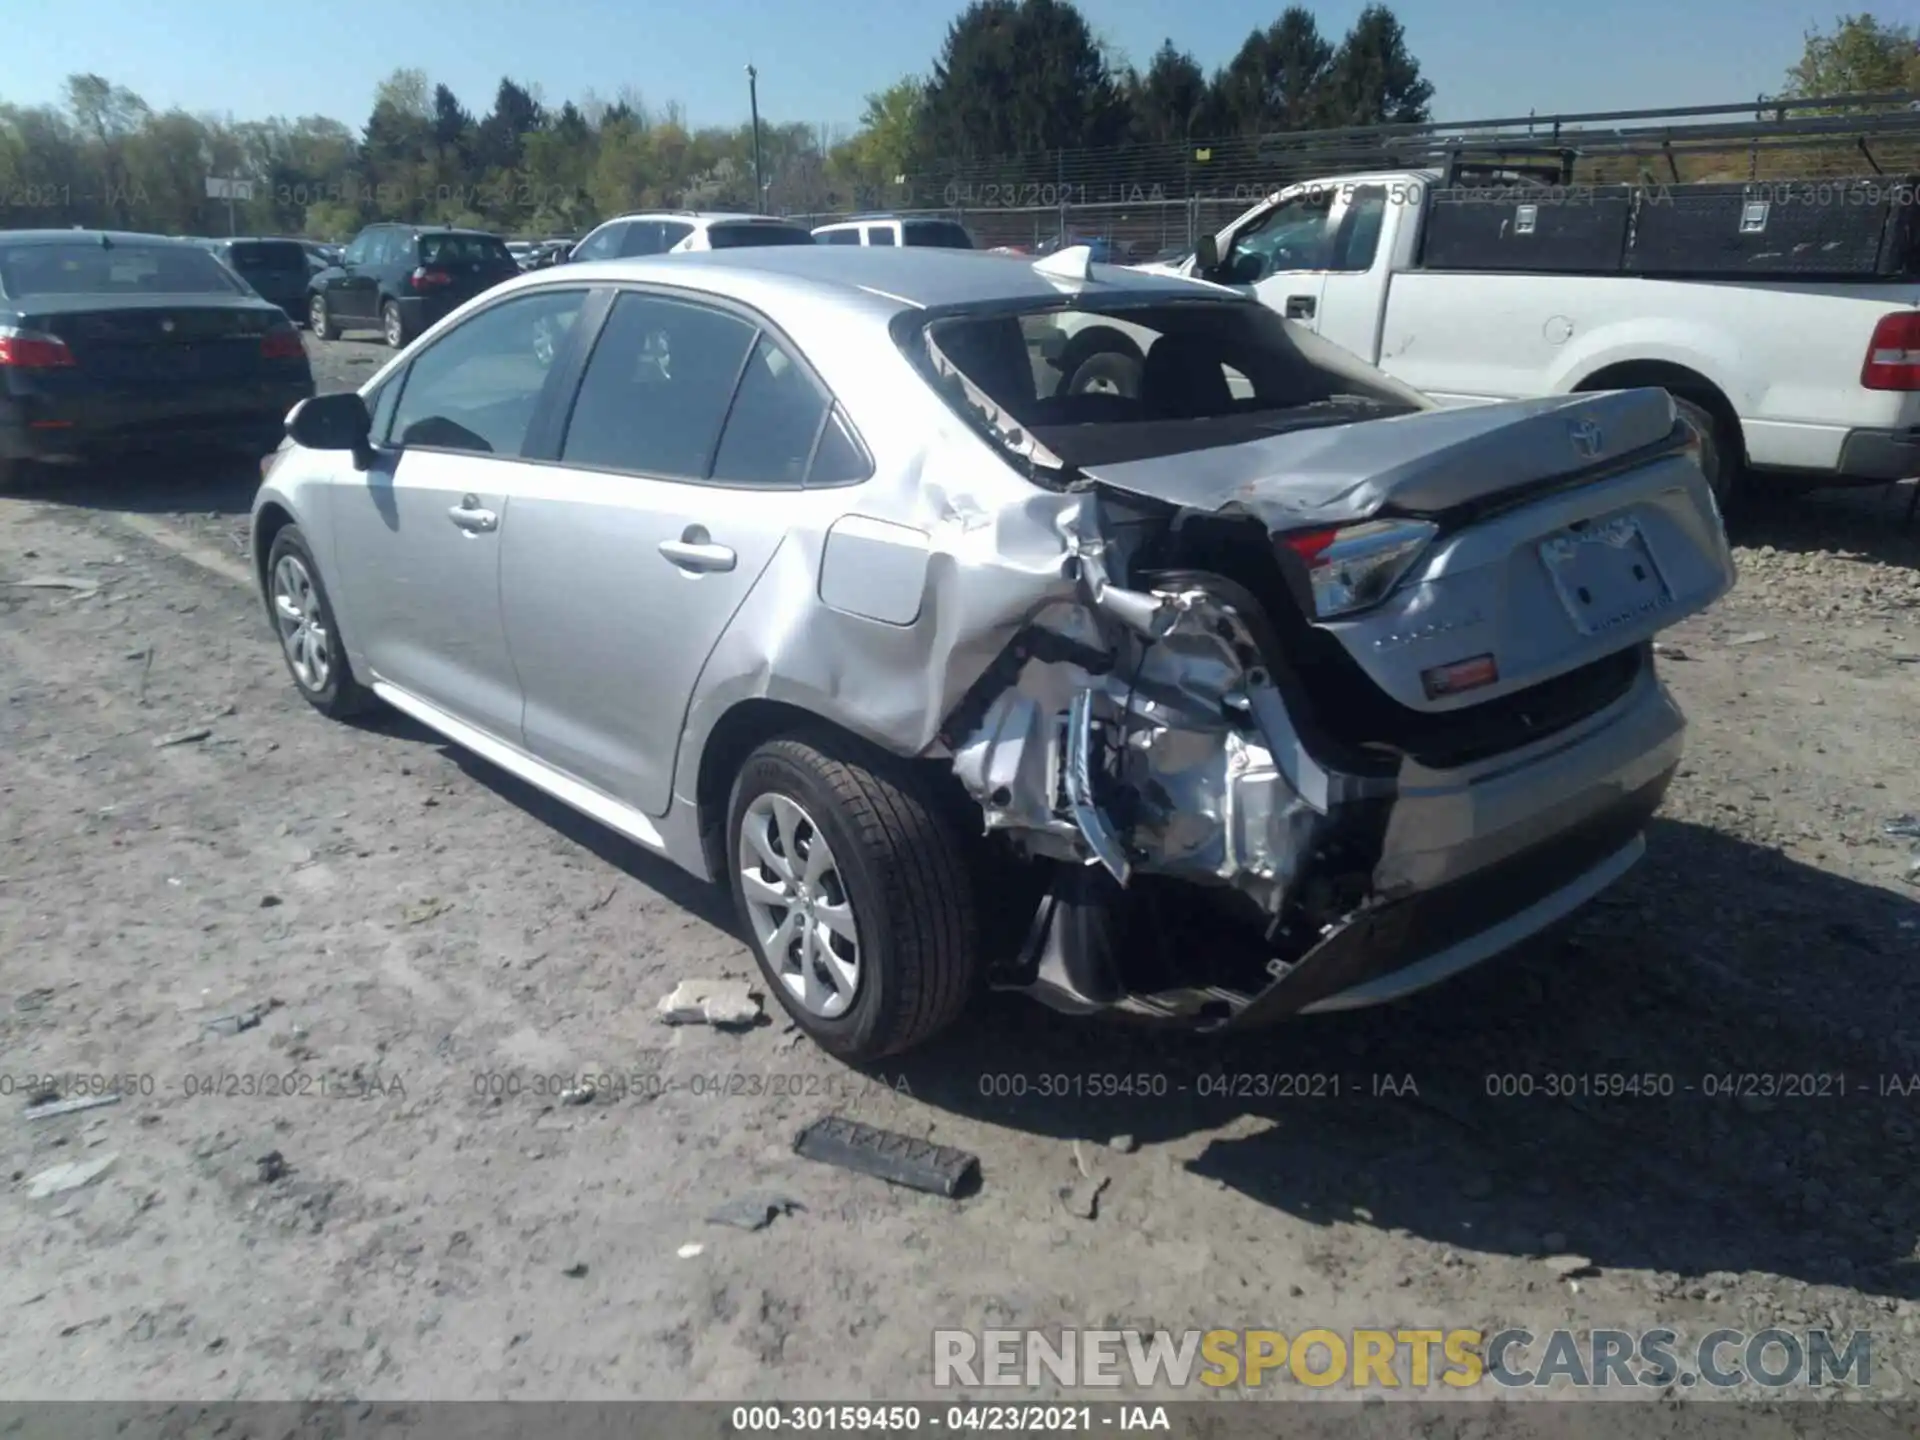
xmin=1726 ymin=631 xmax=1772 ymax=646
xmin=25 ymin=1093 xmax=121 ymax=1121
xmin=204 ymin=1004 xmax=270 ymax=1037
xmin=1652 ymin=643 xmax=1691 ymax=660
xmin=1108 ymin=1134 xmax=1139 ymax=1154
xmin=655 ymin=979 xmax=762 ymax=1030
xmin=707 ymin=1192 xmax=804 ymax=1231
xmin=26 ymin=1155 xmax=117 ymax=1199
xmin=558 ymin=1083 xmax=598 ymax=1107
xmin=563 ymin=1262 xmax=588 ymax=1278
xmin=152 ymin=728 xmax=211 ymax=749
xmin=11 ymin=575 xmax=99 ymax=596
xmin=1059 ymin=1174 xmax=1109 ymax=1220
xmin=255 ymin=1151 xmax=288 ymax=1183
xmin=676 ymin=1242 xmax=705 ymax=1259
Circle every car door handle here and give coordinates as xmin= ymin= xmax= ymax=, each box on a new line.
xmin=659 ymin=528 xmax=736 ymax=573
xmin=448 ymin=496 xmax=498 ymax=533
xmin=1285 ymin=294 xmax=1317 ymax=319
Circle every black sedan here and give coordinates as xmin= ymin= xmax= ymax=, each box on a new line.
xmin=0 ymin=230 xmax=314 ymax=488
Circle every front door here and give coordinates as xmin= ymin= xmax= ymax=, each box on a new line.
xmin=500 ymin=288 xmax=853 ymax=815
xmin=332 ymin=230 xmax=385 ymax=323
xmin=326 ymin=285 xmax=590 ymax=738
xmin=1215 ymin=187 xmax=1337 ymax=334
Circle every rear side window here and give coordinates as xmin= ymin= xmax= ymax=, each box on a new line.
xmin=817 ymin=228 xmax=859 ymax=245
xmin=710 ymin=336 xmax=830 ymax=487
xmin=706 ymin=223 xmax=814 ymax=249
xmin=866 ymin=226 xmax=897 ymax=247
xmin=572 ymin=223 xmax=626 ymax=262
xmin=560 ymin=292 xmax=757 ymax=477
xmin=903 ymin=221 xmax=973 ymax=249
xmin=419 ymin=233 xmax=514 ymax=265
xmin=618 ymin=222 xmax=664 ymax=257
xmin=0 ymin=243 xmax=245 ymax=298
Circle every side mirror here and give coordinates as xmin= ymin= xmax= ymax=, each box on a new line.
xmin=287 ymin=392 xmax=372 ymax=459
xmin=1194 ymin=234 xmax=1221 ymax=275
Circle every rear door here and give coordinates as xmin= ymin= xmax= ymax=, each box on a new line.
xmin=498 ymin=287 xmax=858 ymax=814
xmin=332 ymin=230 xmax=383 ymax=322
xmin=1310 ymin=184 xmax=1395 ymax=364
xmin=325 ymin=285 xmax=591 ymax=738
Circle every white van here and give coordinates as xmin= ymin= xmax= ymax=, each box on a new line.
xmin=811 ymin=216 xmax=975 ymax=249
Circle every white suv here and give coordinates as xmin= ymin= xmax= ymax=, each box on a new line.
xmin=564 ymin=212 xmax=814 ymax=263
xmin=811 ymin=216 xmax=974 ymax=249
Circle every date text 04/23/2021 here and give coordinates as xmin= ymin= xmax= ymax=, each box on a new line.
xmin=729 ymin=1406 xmax=1169 ymax=1432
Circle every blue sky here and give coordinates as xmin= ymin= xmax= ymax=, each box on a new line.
xmin=1 ymin=0 xmax=1818 ymax=135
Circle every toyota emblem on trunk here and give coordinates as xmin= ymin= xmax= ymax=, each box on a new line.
xmin=1568 ymin=418 xmax=1603 ymax=458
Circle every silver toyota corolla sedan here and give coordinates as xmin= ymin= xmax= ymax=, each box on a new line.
xmin=252 ymin=245 xmax=1736 ymax=1061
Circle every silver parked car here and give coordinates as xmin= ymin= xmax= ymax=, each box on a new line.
xmin=251 ymin=245 xmax=1735 ymax=1061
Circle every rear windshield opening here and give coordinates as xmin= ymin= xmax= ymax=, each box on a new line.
xmin=418 ymin=233 xmax=516 ymax=266
xmin=914 ymin=300 xmax=1428 ymax=470
xmin=0 ymin=243 xmax=246 ymax=299
xmin=707 ymin=223 xmax=815 ymax=249
xmin=228 ymin=241 xmax=308 ymax=271
xmin=902 ymin=221 xmax=974 ymax=250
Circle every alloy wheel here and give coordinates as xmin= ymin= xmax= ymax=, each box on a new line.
xmin=737 ymin=793 xmax=861 ymax=1018
xmin=271 ymin=553 xmax=330 ymax=692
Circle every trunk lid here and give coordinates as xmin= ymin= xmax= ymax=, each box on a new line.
xmin=1078 ymin=388 xmax=1680 ymax=528
xmin=30 ymin=296 xmax=289 ymax=384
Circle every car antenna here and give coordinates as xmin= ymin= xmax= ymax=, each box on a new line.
xmin=1032 ymin=243 xmax=1095 ymax=282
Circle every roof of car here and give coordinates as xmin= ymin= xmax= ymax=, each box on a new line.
xmin=0 ymin=229 xmax=203 ymax=247
xmin=598 ymin=212 xmax=797 ymax=227
xmin=551 ymin=244 xmax=1223 ymax=313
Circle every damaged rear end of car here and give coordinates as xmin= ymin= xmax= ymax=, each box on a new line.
xmin=907 ymin=289 xmax=1735 ymax=1029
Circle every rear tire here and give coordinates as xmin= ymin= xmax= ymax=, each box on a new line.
xmin=1673 ymin=395 xmax=1741 ymax=512
xmin=382 ymin=300 xmax=408 ymax=350
xmin=308 ymin=294 xmax=334 ymax=342
xmin=264 ymin=524 xmax=375 ymax=721
xmin=726 ymin=733 xmax=981 ymax=1062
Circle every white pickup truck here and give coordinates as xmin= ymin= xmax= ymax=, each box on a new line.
xmin=1044 ymin=168 xmax=1920 ymax=502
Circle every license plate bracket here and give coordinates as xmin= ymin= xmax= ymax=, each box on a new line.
xmin=1537 ymin=513 xmax=1672 ymax=636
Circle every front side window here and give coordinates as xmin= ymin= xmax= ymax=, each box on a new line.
xmin=618 ymin=222 xmax=665 ymax=257
xmin=388 ymin=288 xmax=588 ymax=456
xmin=572 ymin=223 xmax=626 ymax=262
xmin=866 ymin=226 xmax=897 ymax=247
xmin=1332 ymin=188 xmax=1389 ymax=272
xmin=343 ymin=231 xmax=375 ymax=266
xmin=705 ymin=223 xmax=814 ymax=249
xmin=818 ymin=228 xmax=860 ymax=246
xmin=658 ymin=223 xmax=695 ymax=251
xmin=560 ymin=292 xmax=758 ymax=477
xmin=1222 ymin=192 xmax=1336 ymax=283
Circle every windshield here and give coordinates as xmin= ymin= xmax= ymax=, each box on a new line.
xmin=0 ymin=242 xmax=247 ymax=299
xmin=912 ymin=299 xmax=1429 ymax=472
xmin=227 ymin=240 xmax=308 ymax=272
xmin=707 ymin=223 xmax=815 ymax=249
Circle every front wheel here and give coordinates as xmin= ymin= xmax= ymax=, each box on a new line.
xmin=726 ymin=734 xmax=981 ymax=1062
xmin=265 ymin=524 xmax=375 ymax=720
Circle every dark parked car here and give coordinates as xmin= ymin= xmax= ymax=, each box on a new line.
xmin=196 ymin=236 xmax=313 ymax=322
xmin=0 ymin=230 xmax=313 ymax=488
xmin=307 ymin=225 xmax=520 ymax=348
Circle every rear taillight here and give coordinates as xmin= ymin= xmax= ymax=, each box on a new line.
xmin=410 ymin=267 xmax=452 ymax=290
xmin=260 ymin=326 xmax=304 ymax=361
xmin=1278 ymin=518 xmax=1438 ymax=618
xmin=0 ymin=325 xmax=76 ymax=369
xmin=1862 ymin=312 xmax=1920 ymax=391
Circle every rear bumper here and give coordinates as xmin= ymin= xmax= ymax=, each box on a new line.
xmin=0 ymin=380 xmax=312 ymax=462
xmin=1006 ymin=653 xmax=1683 ymax=1028
xmin=1834 ymin=425 xmax=1920 ymax=482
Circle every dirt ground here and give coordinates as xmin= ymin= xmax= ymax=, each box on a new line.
xmin=3 ymin=333 xmax=1920 ymax=1407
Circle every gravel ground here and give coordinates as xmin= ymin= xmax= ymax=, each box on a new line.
xmin=1 ymin=335 xmax=1920 ymax=1409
